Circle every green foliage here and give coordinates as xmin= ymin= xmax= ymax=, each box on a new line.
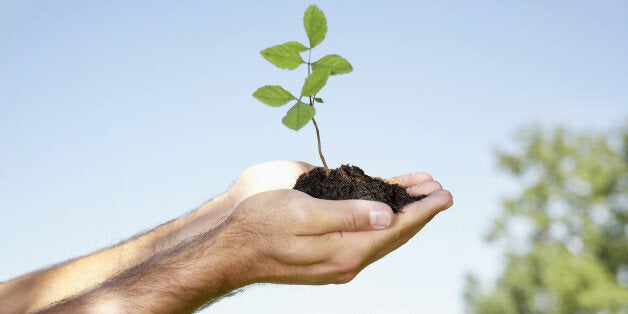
xmin=252 ymin=85 xmax=296 ymax=107
xmin=252 ymin=4 xmax=352 ymax=131
xmin=466 ymin=123 xmax=628 ymax=313
xmin=312 ymin=54 xmax=353 ymax=75
xmin=301 ymin=70 xmax=330 ymax=97
xmin=260 ymin=43 xmax=305 ymax=70
xmin=282 ymin=102 xmax=315 ymax=131
xmin=283 ymin=41 xmax=308 ymax=53
xmin=303 ymin=5 xmax=327 ymax=48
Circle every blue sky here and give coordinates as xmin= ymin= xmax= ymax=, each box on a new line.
xmin=1 ymin=1 xmax=626 ymax=313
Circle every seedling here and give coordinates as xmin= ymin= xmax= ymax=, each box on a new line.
xmin=253 ymin=5 xmax=352 ymax=176
xmin=252 ymin=5 xmax=426 ymax=213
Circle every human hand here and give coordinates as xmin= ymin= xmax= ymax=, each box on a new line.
xmin=227 ymin=160 xmax=315 ymax=205
xmin=222 ymin=173 xmax=452 ymax=286
xmin=194 ymin=161 xmax=315 ymax=230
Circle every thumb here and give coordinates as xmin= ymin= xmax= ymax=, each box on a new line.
xmin=307 ymin=198 xmax=393 ymax=234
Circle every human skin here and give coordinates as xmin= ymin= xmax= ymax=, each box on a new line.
xmin=0 ymin=161 xmax=452 ymax=313
xmin=0 ymin=161 xmax=314 ymax=313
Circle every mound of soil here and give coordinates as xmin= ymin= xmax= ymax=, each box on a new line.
xmin=293 ymin=165 xmax=426 ymax=213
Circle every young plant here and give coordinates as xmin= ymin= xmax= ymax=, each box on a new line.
xmin=252 ymin=5 xmax=352 ymax=176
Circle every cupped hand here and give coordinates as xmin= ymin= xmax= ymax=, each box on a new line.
xmin=222 ymin=172 xmax=452 ymax=286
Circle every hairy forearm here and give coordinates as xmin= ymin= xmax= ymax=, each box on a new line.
xmin=0 ymin=192 xmax=236 ymax=313
xmin=37 ymin=222 xmax=252 ymax=313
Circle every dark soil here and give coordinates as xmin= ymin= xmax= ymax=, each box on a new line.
xmin=293 ymin=165 xmax=426 ymax=213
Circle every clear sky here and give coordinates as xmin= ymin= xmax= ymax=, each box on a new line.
xmin=1 ymin=1 xmax=626 ymax=313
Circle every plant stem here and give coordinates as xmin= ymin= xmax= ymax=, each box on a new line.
xmin=311 ymin=117 xmax=329 ymax=176
xmin=307 ymin=48 xmax=330 ymax=176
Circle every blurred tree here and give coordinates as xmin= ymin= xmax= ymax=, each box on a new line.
xmin=465 ymin=123 xmax=628 ymax=313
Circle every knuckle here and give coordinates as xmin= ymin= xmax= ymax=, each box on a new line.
xmin=343 ymin=209 xmax=362 ymax=231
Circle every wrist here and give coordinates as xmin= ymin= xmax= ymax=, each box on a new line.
xmin=194 ymin=192 xmax=238 ymax=228
xmin=204 ymin=224 xmax=260 ymax=290
xmin=163 ymin=192 xmax=237 ymax=250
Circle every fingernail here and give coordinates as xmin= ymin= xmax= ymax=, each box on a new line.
xmin=370 ymin=209 xmax=391 ymax=229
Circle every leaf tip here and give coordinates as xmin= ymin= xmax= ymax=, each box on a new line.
xmin=303 ymin=4 xmax=327 ymax=49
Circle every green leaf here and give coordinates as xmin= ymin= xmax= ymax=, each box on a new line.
xmin=283 ymin=41 xmax=308 ymax=52
xmin=314 ymin=97 xmax=324 ymax=103
xmin=282 ymin=102 xmax=315 ymax=130
xmin=301 ymin=70 xmax=330 ymax=97
xmin=312 ymin=54 xmax=353 ymax=75
xmin=303 ymin=5 xmax=327 ymax=48
xmin=260 ymin=44 xmax=304 ymax=70
xmin=252 ymin=86 xmax=296 ymax=107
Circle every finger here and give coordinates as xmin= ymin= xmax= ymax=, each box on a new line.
xmin=397 ymin=189 xmax=453 ymax=226
xmin=372 ymin=189 xmax=452 ymax=249
xmin=359 ymin=189 xmax=453 ymax=264
xmin=302 ymin=198 xmax=394 ymax=235
xmin=386 ymin=172 xmax=433 ymax=188
xmin=406 ymin=180 xmax=442 ymax=196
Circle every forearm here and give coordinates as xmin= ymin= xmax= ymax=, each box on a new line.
xmin=36 ymin=222 xmax=252 ymax=313
xmin=31 ymin=174 xmax=452 ymax=313
xmin=0 ymin=192 xmax=236 ymax=313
